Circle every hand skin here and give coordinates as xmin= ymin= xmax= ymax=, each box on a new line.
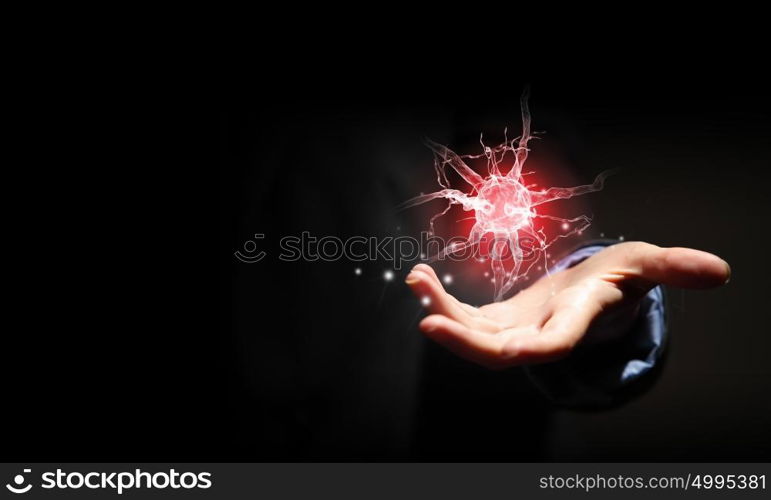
xmin=405 ymin=242 xmax=730 ymax=370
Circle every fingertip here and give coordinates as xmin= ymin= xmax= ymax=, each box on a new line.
xmin=405 ymin=269 xmax=444 ymax=299
xmin=407 ymin=271 xmax=469 ymax=321
xmin=411 ymin=263 xmax=441 ymax=285
xmin=404 ymin=271 xmax=422 ymax=286
xmin=412 ymin=263 xmax=433 ymax=274
xmin=640 ymin=247 xmax=732 ymax=289
xmin=419 ymin=315 xmax=443 ymax=334
xmin=405 ymin=268 xmax=433 ymax=288
xmin=667 ymin=247 xmax=731 ymax=288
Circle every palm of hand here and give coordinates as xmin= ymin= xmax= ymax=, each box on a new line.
xmin=406 ymin=242 xmax=729 ymax=369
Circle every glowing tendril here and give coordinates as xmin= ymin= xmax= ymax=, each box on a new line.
xmin=404 ymin=90 xmax=611 ymax=301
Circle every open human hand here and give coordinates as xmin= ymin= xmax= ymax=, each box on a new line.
xmin=405 ymin=242 xmax=730 ymax=369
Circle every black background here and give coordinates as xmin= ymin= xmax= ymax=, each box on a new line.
xmin=5 ymin=77 xmax=770 ymax=462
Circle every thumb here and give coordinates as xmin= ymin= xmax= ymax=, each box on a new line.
xmin=635 ymin=245 xmax=730 ymax=289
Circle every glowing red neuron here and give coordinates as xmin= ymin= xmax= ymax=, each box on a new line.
xmin=403 ymin=90 xmax=611 ymax=301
